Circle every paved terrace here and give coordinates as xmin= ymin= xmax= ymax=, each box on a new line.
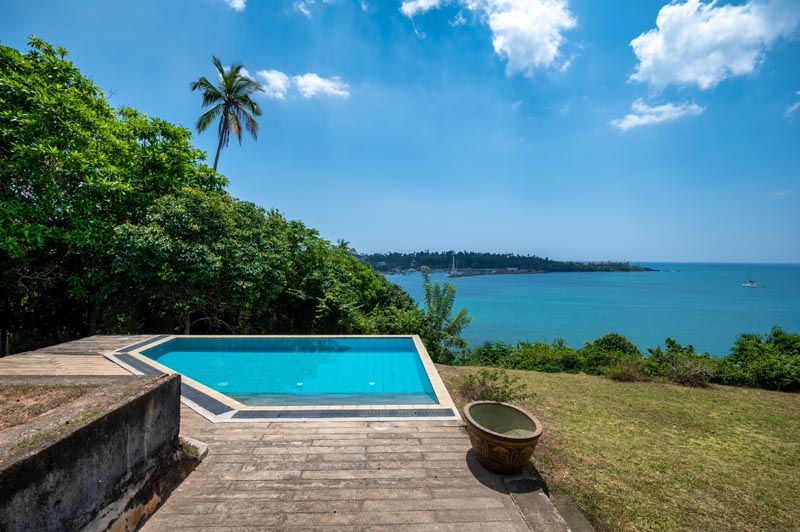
xmin=0 ymin=336 xmax=571 ymax=531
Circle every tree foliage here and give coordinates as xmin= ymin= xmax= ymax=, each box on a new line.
xmin=420 ymin=267 xmax=472 ymax=364
xmin=0 ymin=37 xmax=225 ymax=351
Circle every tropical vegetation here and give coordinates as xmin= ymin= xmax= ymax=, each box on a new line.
xmin=190 ymin=55 xmax=263 ymax=171
xmin=458 ymin=328 xmax=800 ymax=391
xmin=0 ymin=38 xmax=416 ymax=355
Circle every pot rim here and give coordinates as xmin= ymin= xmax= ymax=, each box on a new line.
xmin=463 ymin=400 xmax=543 ymax=441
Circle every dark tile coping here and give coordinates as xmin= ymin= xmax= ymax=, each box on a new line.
xmin=232 ymin=408 xmax=456 ymax=420
xmin=180 ymin=383 xmax=233 ymax=416
xmin=114 ymin=353 xmax=165 ymax=376
xmin=106 ymin=350 xmax=458 ymax=422
xmin=117 ymin=335 xmax=170 ymax=353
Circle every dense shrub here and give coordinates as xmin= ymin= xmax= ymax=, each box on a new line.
xmin=604 ymin=358 xmax=649 ymax=382
xmin=458 ymin=341 xmax=515 ymax=366
xmin=582 ymin=333 xmax=642 ymax=375
xmin=646 ymin=338 xmax=715 ymax=387
xmin=505 ymin=338 xmax=582 ymax=373
xmin=716 ymin=328 xmax=800 ymax=391
xmin=458 ymin=369 xmax=534 ymax=403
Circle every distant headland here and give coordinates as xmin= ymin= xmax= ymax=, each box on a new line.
xmin=357 ymin=251 xmax=655 ymax=276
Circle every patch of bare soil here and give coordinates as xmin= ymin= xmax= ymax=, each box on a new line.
xmin=0 ymin=384 xmax=97 ymax=431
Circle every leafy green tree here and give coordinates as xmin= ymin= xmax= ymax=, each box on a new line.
xmin=0 ymin=37 xmax=223 ymax=353
xmin=420 ymin=267 xmax=472 ymax=364
xmin=111 ymin=189 xmax=287 ymax=334
xmin=191 ymin=56 xmax=263 ymax=171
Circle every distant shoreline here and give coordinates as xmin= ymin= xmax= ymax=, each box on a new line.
xmin=358 ymin=251 xmax=656 ymax=275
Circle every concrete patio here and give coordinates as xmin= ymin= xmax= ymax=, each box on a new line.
xmin=0 ymin=337 xmax=576 ymax=531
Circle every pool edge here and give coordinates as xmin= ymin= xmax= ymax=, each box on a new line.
xmin=106 ymin=335 xmax=461 ymax=423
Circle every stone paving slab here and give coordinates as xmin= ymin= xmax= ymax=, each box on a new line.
xmin=140 ymin=405 xmax=536 ymax=531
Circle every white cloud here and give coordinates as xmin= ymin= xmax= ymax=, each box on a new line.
xmin=630 ymin=0 xmax=800 ymax=90
xmin=361 ymin=0 xmax=369 ymax=12
xmin=401 ymin=0 xmax=577 ymax=76
xmin=401 ymin=0 xmax=444 ymax=17
xmin=293 ymin=73 xmax=351 ymax=98
xmin=223 ymin=0 xmax=246 ymax=11
xmin=295 ymin=1 xmax=312 ymax=17
xmin=786 ymin=91 xmax=800 ymax=117
xmin=248 ymin=69 xmax=350 ymax=100
xmin=293 ymin=0 xmax=337 ymax=17
xmin=256 ymin=70 xmax=292 ymax=100
xmin=450 ymin=10 xmax=467 ymax=26
xmin=772 ymin=190 xmax=792 ymax=197
xmin=611 ymin=99 xmax=705 ymax=131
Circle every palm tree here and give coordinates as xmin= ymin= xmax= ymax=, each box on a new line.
xmin=191 ymin=56 xmax=264 ymax=171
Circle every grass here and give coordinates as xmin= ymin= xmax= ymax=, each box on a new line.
xmin=14 ymin=408 xmax=102 ymax=450
xmin=0 ymin=384 xmax=97 ymax=431
xmin=438 ymin=365 xmax=800 ymax=532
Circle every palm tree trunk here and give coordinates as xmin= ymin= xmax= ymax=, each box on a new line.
xmin=213 ymin=133 xmax=224 ymax=171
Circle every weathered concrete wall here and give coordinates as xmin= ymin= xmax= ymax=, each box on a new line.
xmin=0 ymin=374 xmax=181 ymax=532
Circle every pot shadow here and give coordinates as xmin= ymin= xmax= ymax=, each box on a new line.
xmin=465 ymin=449 xmax=549 ymax=495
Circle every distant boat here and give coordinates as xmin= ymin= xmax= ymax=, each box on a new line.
xmin=742 ymin=273 xmax=761 ymax=288
xmin=446 ymin=256 xmax=458 ymax=277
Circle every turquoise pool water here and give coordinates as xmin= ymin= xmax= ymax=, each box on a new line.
xmin=141 ymin=337 xmax=437 ymax=406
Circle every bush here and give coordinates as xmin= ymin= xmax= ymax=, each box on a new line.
xmin=506 ymin=338 xmax=582 ymax=372
xmin=459 ymin=369 xmax=535 ymax=403
xmin=715 ymin=328 xmax=800 ymax=391
xmin=647 ymin=338 xmax=715 ymax=387
xmin=581 ymin=333 xmax=642 ymax=375
xmin=458 ymin=341 xmax=515 ymax=366
xmin=604 ymin=358 xmax=648 ymax=382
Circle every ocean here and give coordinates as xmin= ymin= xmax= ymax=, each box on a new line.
xmin=386 ymin=263 xmax=800 ymax=357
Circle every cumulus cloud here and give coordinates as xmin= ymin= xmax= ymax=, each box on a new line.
xmin=401 ymin=0 xmax=578 ymax=76
xmin=786 ymin=91 xmax=800 ymax=117
xmin=294 ymin=73 xmax=351 ymax=98
xmin=630 ymin=0 xmax=800 ymax=90
xmin=223 ymin=0 xmax=246 ymax=11
xmin=256 ymin=70 xmax=292 ymax=100
xmin=249 ymin=69 xmax=350 ymax=100
xmin=611 ymin=99 xmax=704 ymax=131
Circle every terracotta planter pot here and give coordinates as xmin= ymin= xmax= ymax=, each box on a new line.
xmin=464 ymin=401 xmax=543 ymax=474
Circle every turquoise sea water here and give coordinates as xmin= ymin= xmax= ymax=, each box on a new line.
xmin=142 ymin=337 xmax=436 ymax=405
xmin=387 ymin=263 xmax=800 ymax=357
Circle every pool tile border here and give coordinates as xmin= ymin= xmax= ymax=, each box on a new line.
xmin=106 ymin=335 xmax=460 ymax=423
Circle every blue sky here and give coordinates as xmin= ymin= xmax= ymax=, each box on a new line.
xmin=3 ymin=0 xmax=799 ymax=262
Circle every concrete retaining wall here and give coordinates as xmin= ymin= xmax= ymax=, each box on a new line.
xmin=0 ymin=374 xmax=181 ymax=532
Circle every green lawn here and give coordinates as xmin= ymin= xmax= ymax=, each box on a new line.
xmin=437 ymin=365 xmax=800 ymax=532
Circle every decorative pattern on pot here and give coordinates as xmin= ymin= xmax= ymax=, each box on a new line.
xmin=464 ymin=401 xmax=543 ymax=474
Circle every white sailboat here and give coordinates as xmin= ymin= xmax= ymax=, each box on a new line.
xmin=741 ymin=273 xmax=761 ymax=288
xmin=446 ymin=256 xmax=457 ymax=277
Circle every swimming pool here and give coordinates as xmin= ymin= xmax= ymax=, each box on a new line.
xmin=108 ymin=335 xmax=458 ymax=421
xmin=141 ymin=337 xmax=436 ymax=406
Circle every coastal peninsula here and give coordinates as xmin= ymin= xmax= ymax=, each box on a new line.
xmin=358 ymin=251 xmax=655 ymax=275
